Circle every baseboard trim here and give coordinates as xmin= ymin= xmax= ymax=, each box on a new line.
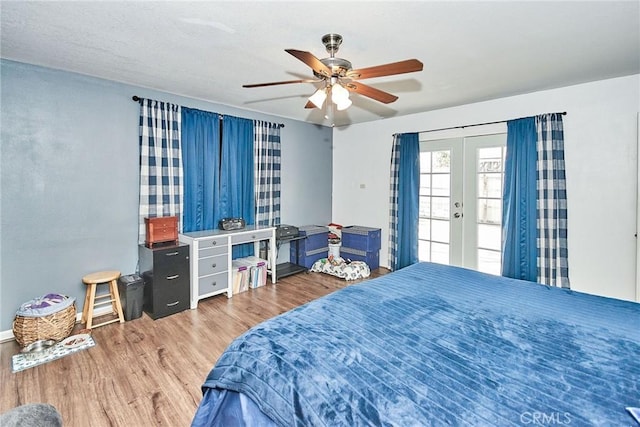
xmin=0 ymin=306 xmax=114 ymax=343
xmin=0 ymin=329 xmax=16 ymax=343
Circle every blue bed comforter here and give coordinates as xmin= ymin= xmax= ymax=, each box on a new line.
xmin=193 ymin=262 xmax=640 ymax=426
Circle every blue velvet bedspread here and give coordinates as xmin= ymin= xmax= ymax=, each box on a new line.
xmin=193 ymin=262 xmax=640 ymax=426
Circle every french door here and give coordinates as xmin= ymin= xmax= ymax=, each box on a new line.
xmin=418 ymin=133 xmax=506 ymax=275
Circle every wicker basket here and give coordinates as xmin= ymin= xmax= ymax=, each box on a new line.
xmin=13 ymin=303 xmax=76 ymax=347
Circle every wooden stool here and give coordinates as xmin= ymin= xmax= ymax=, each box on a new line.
xmin=81 ymin=270 xmax=125 ymax=329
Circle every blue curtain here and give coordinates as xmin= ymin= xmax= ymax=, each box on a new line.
xmin=388 ymin=133 xmax=420 ymax=270
xmin=181 ymin=108 xmax=220 ymax=233
xmin=502 ymin=117 xmax=537 ymax=282
xmin=220 ymin=116 xmax=255 ymax=258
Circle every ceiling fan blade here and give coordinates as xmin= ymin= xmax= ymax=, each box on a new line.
xmin=285 ymin=49 xmax=332 ymax=77
xmin=243 ymin=79 xmax=319 ymax=88
xmin=346 ymin=82 xmax=398 ymax=104
xmin=348 ymin=59 xmax=423 ymax=80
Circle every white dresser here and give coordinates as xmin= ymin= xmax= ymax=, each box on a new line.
xmin=179 ymin=226 xmax=277 ymax=309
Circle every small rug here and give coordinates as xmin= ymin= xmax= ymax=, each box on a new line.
xmin=11 ymin=335 xmax=96 ymax=373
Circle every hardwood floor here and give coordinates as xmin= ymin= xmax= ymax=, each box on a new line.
xmin=0 ymin=269 xmax=387 ymax=426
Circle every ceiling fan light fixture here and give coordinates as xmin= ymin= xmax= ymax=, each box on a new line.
xmin=331 ymin=83 xmax=350 ymax=104
xmin=308 ymin=88 xmax=327 ymax=109
xmin=331 ymin=83 xmax=351 ymax=111
xmin=335 ymin=97 xmax=352 ymax=111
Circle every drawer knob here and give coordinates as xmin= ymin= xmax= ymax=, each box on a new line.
xmin=165 ymin=251 xmax=179 ymax=256
xmin=166 ymin=301 xmax=180 ymax=307
xmin=212 ymin=263 xmax=217 ymax=268
xmin=212 ymin=241 xmax=217 ymax=246
xmin=166 ymin=274 xmax=179 ymax=280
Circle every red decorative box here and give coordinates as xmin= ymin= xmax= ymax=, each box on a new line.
xmin=145 ymin=216 xmax=178 ymax=248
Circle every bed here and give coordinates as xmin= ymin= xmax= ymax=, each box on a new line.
xmin=191 ymin=262 xmax=640 ymax=426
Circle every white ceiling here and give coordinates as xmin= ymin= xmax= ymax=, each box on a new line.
xmin=1 ymin=1 xmax=638 ymax=127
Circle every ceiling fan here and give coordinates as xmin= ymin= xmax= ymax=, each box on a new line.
xmin=243 ymin=34 xmax=423 ymax=112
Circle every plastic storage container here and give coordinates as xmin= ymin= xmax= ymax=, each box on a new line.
xmin=232 ymin=256 xmax=268 ymax=294
xmin=243 ymin=256 xmax=268 ymax=289
xmin=297 ymin=225 xmax=329 ymax=252
xmin=231 ymin=261 xmax=250 ymax=294
xmin=341 ymin=226 xmax=382 ymax=252
xmin=118 ymin=274 xmax=145 ymax=320
xmin=341 ymin=247 xmax=380 ymax=270
xmin=292 ymin=246 xmax=329 ymax=269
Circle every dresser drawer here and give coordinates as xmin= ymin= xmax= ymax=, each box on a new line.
xmin=140 ymin=268 xmax=189 ymax=320
xmin=198 ymin=272 xmax=228 ymax=296
xmin=151 ymin=268 xmax=189 ymax=290
xmin=147 ymin=278 xmax=189 ymax=319
xmin=198 ymin=254 xmax=228 ymax=277
xmin=153 ymin=247 xmax=190 ymax=282
xmin=199 ymin=245 xmax=228 ymax=259
xmin=231 ymin=229 xmax=272 ymax=245
xmin=198 ymin=236 xmax=229 ymax=249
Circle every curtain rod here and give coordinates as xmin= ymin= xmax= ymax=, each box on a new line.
xmin=132 ymin=95 xmax=285 ymax=128
xmin=394 ymin=111 xmax=566 ymax=136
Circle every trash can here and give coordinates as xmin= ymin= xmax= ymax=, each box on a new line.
xmin=117 ymin=274 xmax=144 ymax=321
xmin=328 ymin=243 xmax=341 ymax=259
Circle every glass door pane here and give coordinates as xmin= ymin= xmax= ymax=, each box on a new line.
xmin=462 ymin=134 xmax=506 ymax=275
xmin=418 ymin=139 xmax=463 ymax=266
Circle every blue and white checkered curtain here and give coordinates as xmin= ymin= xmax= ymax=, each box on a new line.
xmin=388 ymin=134 xmax=401 ymax=269
xmin=138 ymin=99 xmax=183 ymax=244
xmin=536 ymin=113 xmax=569 ymax=288
xmin=254 ymin=121 xmax=281 ymax=227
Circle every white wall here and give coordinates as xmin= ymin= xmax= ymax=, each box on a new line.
xmin=333 ymin=75 xmax=640 ymax=302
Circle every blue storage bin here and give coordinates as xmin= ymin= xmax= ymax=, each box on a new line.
xmin=298 ymin=225 xmax=329 ymax=253
xmin=341 ymin=226 xmax=381 ymax=252
xmin=341 ymin=247 xmax=380 ymax=270
xmin=291 ymin=246 xmax=328 ymax=269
